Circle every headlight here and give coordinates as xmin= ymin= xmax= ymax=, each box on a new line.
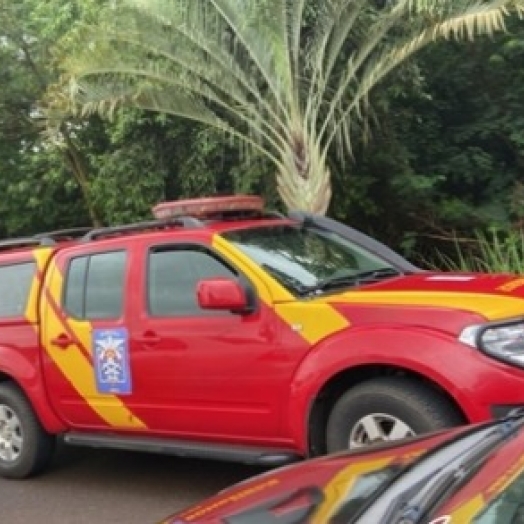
xmin=459 ymin=320 xmax=524 ymax=367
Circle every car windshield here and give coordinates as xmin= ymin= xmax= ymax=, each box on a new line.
xmin=221 ymin=225 xmax=400 ymax=296
xmin=221 ymin=464 xmax=404 ymax=524
xmin=355 ymin=416 xmax=524 ymax=524
xmin=324 ymin=465 xmax=405 ymax=524
xmin=471 ymin=469 xmax=524 ymax=523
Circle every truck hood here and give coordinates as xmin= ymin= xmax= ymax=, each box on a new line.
xmin=329 ymin=272 xmax=524 ymax=323
xmin=357 ymin=271 xmax=524 ymax=295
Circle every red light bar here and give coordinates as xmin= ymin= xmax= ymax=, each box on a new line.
xmin=152 ymin=195 xmax=265 ymax=220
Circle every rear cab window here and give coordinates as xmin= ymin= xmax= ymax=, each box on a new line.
xmin=63 ymin=250 xmax=127 ymax=320
xmin=0 ymin=261 xmax=36 ymax=319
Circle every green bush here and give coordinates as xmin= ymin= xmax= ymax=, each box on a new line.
xmin=436 ymin=228 xmax=524 ymax=274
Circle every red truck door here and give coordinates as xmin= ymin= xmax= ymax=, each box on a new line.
xmin=40 ymin=242 xmax=147 ymax=432
xmin=126 ymin=238 xmax=302 ymax=443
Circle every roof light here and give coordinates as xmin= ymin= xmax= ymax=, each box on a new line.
xmin=151 ymin=195 xmax=265 ymax=220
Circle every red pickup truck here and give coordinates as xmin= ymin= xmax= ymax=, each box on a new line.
xmin=1 ymin=195 xmax=524 ymax=479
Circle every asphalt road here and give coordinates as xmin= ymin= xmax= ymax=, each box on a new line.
xmin=1 ymin=441 xmax=264 ymax=524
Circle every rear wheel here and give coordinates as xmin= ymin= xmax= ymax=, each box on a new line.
xmin=0 ymin=383 xmax=55 ymax=479
xmin=326 ymin=377 xmax=462 ymax=452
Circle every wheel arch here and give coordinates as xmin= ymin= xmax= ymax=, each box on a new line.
xmin=0 ymin=364 xmax=65 ymax=434
xmin=0 ymin=371 xmax=28 ymax=397
xmin=307 ymin=364 xmax=467 ymax=456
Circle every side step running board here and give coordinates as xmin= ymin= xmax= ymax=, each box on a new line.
xmin=63 ymin=432 xmax=302 ymax=467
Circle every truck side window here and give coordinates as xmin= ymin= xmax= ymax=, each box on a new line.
xmin=64 ymin=251 xmax=126 ymax=319
xmin=0 ymin=262 xmax=35 ymax=318
xmin=148 ymin=247 xmax=236 ymax=317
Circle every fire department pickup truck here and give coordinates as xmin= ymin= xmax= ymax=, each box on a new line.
xmin=1 ymin=195 xmax=524 ymax=479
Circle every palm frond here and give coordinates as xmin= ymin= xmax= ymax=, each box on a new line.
xmin=318 ymin=0 xmax=411 ymax=143
xmin=206 ymin=0 xmax=294 ymax=114
xmin=323 ymin=0 xmax=524 ymax=151
xmin=69 ymin=59 xmax=288 ymax=156
xmin=59 ymin=3 xmax=298 ymax=147
xmin=289 ymin=0 xmax=307 ymax=78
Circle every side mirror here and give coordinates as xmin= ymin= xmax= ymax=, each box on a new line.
xmin=197 ymin=277 xmax=250 ymax=313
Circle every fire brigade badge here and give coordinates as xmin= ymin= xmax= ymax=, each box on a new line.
xmin=93 ymin=328 xmax=132 ymax=394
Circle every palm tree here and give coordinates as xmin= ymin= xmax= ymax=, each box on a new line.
xmin=52 ymin=0 xmax=524 ymax=214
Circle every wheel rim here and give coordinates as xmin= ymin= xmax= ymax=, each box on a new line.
xmin=349 ymin=413 xmax=415 ymax=448
xmin=0 ymin=404 xmax=23 ymax=462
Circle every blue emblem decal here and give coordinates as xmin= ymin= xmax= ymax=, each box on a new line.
xmin=93 ymin=328 xmax=132 ymax=395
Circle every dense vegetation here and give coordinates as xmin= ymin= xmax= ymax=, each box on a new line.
xmin=1 ymin=0 xmax=523 ymax=269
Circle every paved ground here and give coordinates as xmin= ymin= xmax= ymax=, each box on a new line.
xmin=1 ymin=441 xmax=263 ymax=524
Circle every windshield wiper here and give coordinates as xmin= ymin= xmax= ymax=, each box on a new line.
xmin=356 ymin=415 xmax=524 ymax=524
xmin=393 ymin=416 xmax=524 ymax=524
xmin=261 ymin=263 xmax=312 ymax=294
xmin=303 ymin=267 xmax=401 ymax=296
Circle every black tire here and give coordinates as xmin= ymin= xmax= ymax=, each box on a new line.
xmin=0 ymin=382 xmax=56 ymax=479
xmin=326 ymin=377 xmax=463 ymax=453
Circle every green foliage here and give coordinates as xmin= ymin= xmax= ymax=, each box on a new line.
xmin=0 ymin=0 xmax=105 ymax=234
xmin=84 ymin=108 xmax=278 ymax=224
xmin=51 ymin=0 xmax=524 ymax=215
xmin=415 ymin=34 xmax=524 ymax=259
xmin=0 ymin=87 xmax=88 ymax=234
xmin=435 ymin=228 xmax=524 ymax=274
xmin=325 ymin=20 xmax=524 ymax=263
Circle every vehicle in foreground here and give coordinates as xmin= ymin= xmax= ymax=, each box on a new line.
xmin=2 ymin=194 xmax=524 ymax=479
xmin=163 ymin=412 xmax=524 ymax=524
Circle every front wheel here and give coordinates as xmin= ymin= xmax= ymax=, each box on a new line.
xmin=326 ymin=377 xmax=463 ymax=453
xmin=0 ymin=383 xmax=56 ymax=479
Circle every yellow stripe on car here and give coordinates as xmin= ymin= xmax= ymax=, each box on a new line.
xmin=275 ymin=302 xmax=349 ymax=345
xmin=324 ymin=291 xmax=524 ymax=322
xmin=42 ymin=259 xmax=146 ymax=429
xmin=310 ymin=457 xmax=395 ymax=524
xmin=447 ymin=495 xmax=486 ymax=522
xmin=213 ymin=235 xmax=349 ymax=343
xmin=212 ymin=235 xmax=292 ymax=304
xmin=25 ymin=248 xmax=54 ymax=324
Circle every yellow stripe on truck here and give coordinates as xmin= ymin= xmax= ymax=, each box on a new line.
xmin=212 ymin=235 xmax=349 ymax=344
xmin=43 ymin=259 xmax=146 ymax=429
xmin=212 ymin=235 xmax=294 ymax=304
xmin=25 ymin=248 xmax=55 ymax=324
xmin=325 ymin=291 xmax=524 ymax=322
xmin=275 ymin=302 xmax=349 ymax=345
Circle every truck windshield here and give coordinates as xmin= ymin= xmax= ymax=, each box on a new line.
xmin=222 ymin=225 xmax=399 ymax=296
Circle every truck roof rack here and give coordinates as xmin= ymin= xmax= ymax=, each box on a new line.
xmin=0 ymin=236 xmax=56 ymax=251
xmin=0 ymin=226 xmax=96 ymax=253
xmin=81 ymin=216 xmax=204 ymax=242
xmin=82 ymin=210 xmax=285 ymax=243
xmin=34 ymin=227 xmax=93 ymax=241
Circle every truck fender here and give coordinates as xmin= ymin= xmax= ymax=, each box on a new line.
xmin=287 ymin=326 xmax=482 ymax=453
xmin=0 ymin=344 xmax=67 ymax=433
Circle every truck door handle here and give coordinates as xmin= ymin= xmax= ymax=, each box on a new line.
xmin=51 ymin=334 xmax=74 ymax=349
xmin=137 ymin=331 xmax=161 ymax=345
